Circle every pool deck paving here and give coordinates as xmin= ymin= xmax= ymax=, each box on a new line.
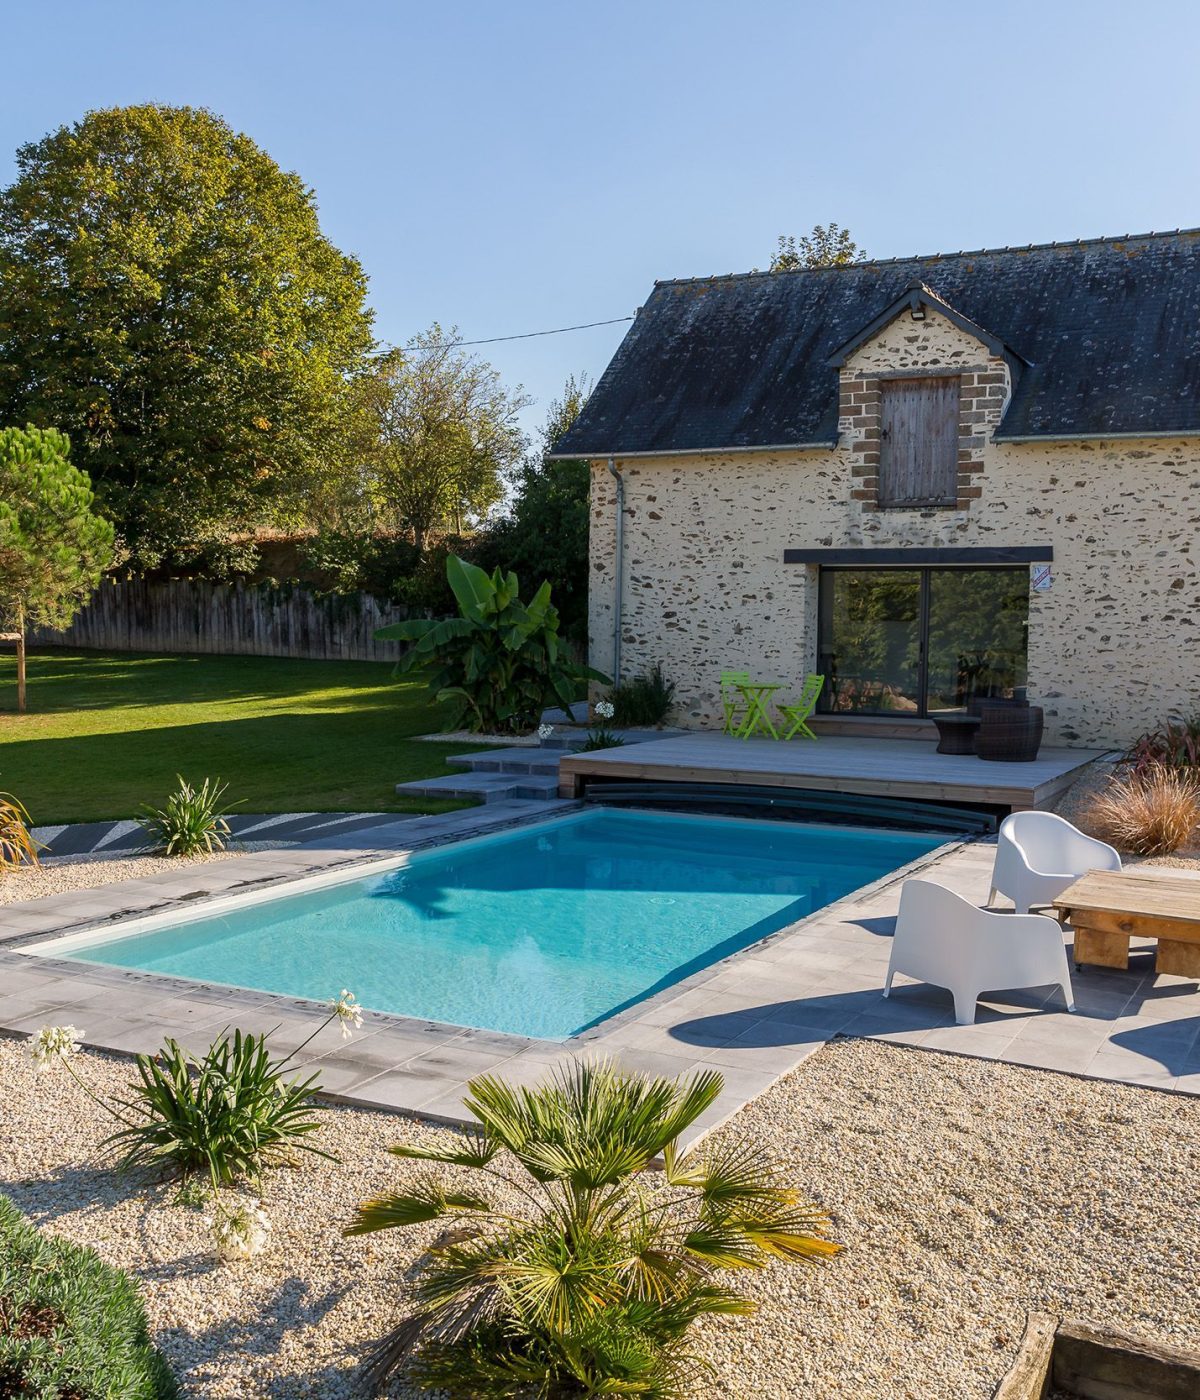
xmin=3 ymin=803 xmax=1199 ymax=1149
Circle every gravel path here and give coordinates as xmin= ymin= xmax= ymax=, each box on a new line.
xmin=0 ymin=851 xmax=243 ymax=906
xmin=2 ymin=1034 xmax=1197 ymax=1398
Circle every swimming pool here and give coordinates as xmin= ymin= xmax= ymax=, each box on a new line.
xmin=41 ymin=809 xmax=942 ymax=1038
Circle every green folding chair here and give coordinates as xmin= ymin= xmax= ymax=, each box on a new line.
xmin=778 ymin=673 xmax=825 ymax=740
xmin=720 ymin=670 xmax=750 ymax=735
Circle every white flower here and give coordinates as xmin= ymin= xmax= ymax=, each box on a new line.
xmin=594 ymin=700 xmax=615 ymax=721
xmin=329 ymin=988 xmax=364 ymax=1039
xmin=29 ymin=1025 xmax=83 ymax=1075
xmin=537 ymin=723 xmax=555 ymax=740
xmin=210 ymin=1202 xmax=270 ymax=1261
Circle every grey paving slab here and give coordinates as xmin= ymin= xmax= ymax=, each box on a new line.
xmin=6 ymin=815 xmax=1200 ymax=1156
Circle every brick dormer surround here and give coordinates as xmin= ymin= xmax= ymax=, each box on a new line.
xmin=837 ymin=306 xmax=1012 ymax=513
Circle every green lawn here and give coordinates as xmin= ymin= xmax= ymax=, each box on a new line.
xmin=0 ymin=650 xmax=481 ymax=825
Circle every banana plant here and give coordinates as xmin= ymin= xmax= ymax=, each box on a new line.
xmin=376 ymin=555 xmax=608 ymax=734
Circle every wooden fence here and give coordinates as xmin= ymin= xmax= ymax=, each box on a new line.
xmin=28 ymin=578 xmax=416 ymax=663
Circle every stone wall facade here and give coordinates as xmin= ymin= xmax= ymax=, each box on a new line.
xmin=587 ymin=307 xmax=1200 ymax=748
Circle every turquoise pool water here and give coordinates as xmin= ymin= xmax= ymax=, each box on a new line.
xmin=59 ymin=809 xmax=940 ymax=1038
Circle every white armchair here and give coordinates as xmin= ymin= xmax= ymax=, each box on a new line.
xmin=884 ymin=878 xmax=1075 ymax=1026
xmin=990 ymin=811 xmax=1121 ymax=914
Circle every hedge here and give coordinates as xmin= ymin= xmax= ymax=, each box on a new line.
xmin=0 ymin=1194 xmax=176 ymax=1399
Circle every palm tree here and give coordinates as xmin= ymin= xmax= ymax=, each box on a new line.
xmin=346 ymin=1060 xmax=841 ymax=1396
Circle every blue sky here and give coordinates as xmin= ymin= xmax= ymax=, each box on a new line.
xmin=2 ymin=0 xmax=1198 ymax=440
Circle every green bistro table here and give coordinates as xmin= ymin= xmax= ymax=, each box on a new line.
xmin=734 ymin=681 xmax=784 ymax=739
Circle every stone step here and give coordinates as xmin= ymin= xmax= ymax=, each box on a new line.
xmin=511 ymin=773 xmax=562 ymax=799
xmin=395 ymin=773 xmax=523 ymax=801
xmin=539 ymin=727 xmax=689 ymax=750
xmin=446 ymin=748 xmax=562 ymax=775
xmin=395 ymin=770 xmax=563 ymax=804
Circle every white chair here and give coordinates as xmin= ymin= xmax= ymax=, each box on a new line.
xmin=884 ymin=878 xmax=1075 ymax=1026
xmin=990 ymin=811 xmax=1121 ymax=914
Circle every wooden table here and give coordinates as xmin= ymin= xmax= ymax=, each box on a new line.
xmin=1053 ymin=868 xmax=1200 ymax=977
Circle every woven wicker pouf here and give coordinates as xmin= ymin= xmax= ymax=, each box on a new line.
xmin=976 ymin=703 xmax=1044 ymax=762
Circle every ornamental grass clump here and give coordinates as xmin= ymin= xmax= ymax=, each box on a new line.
xmin=1089 ymin=764 xmax=1200 ymax=857
xmin=609 ymin=664 xmax=676 ymax=728
xmin=346 ymin=1059 xmax=841 ymax=1396
xmin=0 ymin=785 xmax=39 ymax=872
xmin=138 ymin=775 xmax=241 ymax=856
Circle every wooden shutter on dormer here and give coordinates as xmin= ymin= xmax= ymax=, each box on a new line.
xmin=878 ymin=377 xmax=959 ymax=507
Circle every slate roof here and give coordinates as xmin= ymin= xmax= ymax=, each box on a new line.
xmin=551 ymin=230 xmax=1200 ymax=457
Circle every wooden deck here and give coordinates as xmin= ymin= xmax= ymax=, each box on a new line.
xmin=559 ymin=733 xmax=1108 ymax=812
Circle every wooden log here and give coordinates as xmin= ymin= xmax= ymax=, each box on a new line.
xmin=1155 ymin=938 xmax=1200 ymax=978
xmin=1053 ymin=1316 xmax=1200 ymax=1399
xmin=1072 ymin=925 xmax=1131 ymax=969
xmin=992 ymin=1311 xmax=1055 ymax=1399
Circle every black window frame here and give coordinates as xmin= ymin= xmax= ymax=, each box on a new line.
xmin=815 ymin=563 xmax=1030 ymax=719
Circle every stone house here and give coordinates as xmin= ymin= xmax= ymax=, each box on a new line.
xmin=550 ymin=231 xmax=1200 ymax=748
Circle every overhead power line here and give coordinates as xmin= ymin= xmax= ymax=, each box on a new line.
xmin=428 ymin=315 xmax=634 ymax=349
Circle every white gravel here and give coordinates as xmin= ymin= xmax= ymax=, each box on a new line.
xmin=0 ymin=851 xmax=244 ymax=905
xmin=2 ymin=1034 xmax=1197 ymax=1398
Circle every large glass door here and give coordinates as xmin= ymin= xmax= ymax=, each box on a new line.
xmin=817 ymin=570 xmax=922 ymax=714
xmin=818 ymin=567 xmax=1029 ymax=716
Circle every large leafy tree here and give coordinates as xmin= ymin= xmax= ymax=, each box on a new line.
xmin=359 ymin=328 xmax=528 ymax=551
xmin=476 ymin=373 xmax=592 ymax=643
xmin=0 ymin=425 xmax=114 ymax=710
xmin=769 ymin=222 xmax=864 ymax=271
xmin=0 ymin=104 xmax=376 ymax=569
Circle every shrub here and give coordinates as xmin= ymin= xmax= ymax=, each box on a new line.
xmin=301 ymin=528 xmax=422 ymax=598
xmin=580 ymin=732 xmax=626 ymax=752
xmin=1089 ymin=765 xmax=1200 ymax=856
xmin=580 ymin=698 xmax=626 ymax=751
xmin=346 ymin=1060 xmax=841 ymax=1394
xmin=610 ymin=664 xmax=676 ymax=728
xmin=103 ymin=1030 xmax=335 ymax=1190
xmin=137 ymin=775 xmax=240 ymax=856
xmin=1124 ymin=712 xmax=1200 ymax=774
xmin=375 ymin=555 xmax=607 ymax=734
xmin=0 ymin=1193 xmax=176 ymax=1399
xmin=0 ymin=787 xmax=39 ymax=872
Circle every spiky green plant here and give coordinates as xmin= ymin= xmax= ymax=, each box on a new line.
xmin=346 ymin=1061 xmax=841 ymax=1396
xmin=137 ymin=775 xmax=240 ymax=856
xmin=103 ymin=1030 xmax=335 ymax=1190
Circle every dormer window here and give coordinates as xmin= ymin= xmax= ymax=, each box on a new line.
xmin=878 ymin=376 xmax=959 ymax=508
